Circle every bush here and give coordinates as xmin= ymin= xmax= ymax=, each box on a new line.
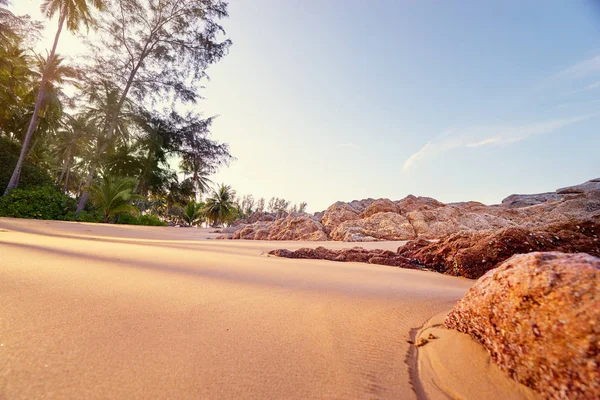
xmin=139 ymin=214 xmax=166 ymax=226
xmin=0 ymin=137 xmax=53 ymax=190
xmin=0 ymin=186 xmax=76 ymax=220
xmin=115 ymin=213 xmax=166 ymax=226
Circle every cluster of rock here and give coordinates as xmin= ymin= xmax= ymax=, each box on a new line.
xmin=269 ymin=219 xmax=600 ymax=279
xmin=218 ymin=178 xmax=600 ymax=242
xmin=445 ymin=252 xmax=600 ymax=399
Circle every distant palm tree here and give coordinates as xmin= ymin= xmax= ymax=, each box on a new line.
xmin=4 ymin=0 xmax=105 ymax=195
xmin=180 ymin=156 xmax=212 ymax=200
xmin=89 ymin=174 xmax=138 ymax=223
xmin=182 ymin=200 xmax=205 ymax=227
xmin=204 ymin=184 xmax=236 ymax=227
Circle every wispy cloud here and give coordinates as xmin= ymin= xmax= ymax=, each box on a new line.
xmin=402 ymin=115 xmax=591 ymax=171
xmin=556 ymin=55 xmax=600 ymax=79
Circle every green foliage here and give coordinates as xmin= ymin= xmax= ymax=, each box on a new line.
xmin=0 ymin=185 xmax=75 ymax=219
xmin=115 ymin=213 xmax=166 ymax=226
xmin=89 ymin=174 xmax=139 ymax=222
xmin=182 ymin=200 xmax=205 ymax=226
xmin=0 ymin=137 xmax=53 ymax=189
xmin=204 ymin=184 xmax=236 ymax=226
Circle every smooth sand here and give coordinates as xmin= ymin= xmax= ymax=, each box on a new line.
xmin=0 ymin=218 xmax=535 ymax=399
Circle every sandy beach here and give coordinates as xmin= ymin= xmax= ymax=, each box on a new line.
xmin=0 ymin=218 xmax=538 ymax=399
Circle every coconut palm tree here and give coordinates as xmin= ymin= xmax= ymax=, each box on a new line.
xmin=4 ymin=0 xmax=105 ymax=195
xmin=180 ymin=155 xmax=213 ymax=201
xmin=182 ymin=200 xmax=205 ymax=227
xmin=204 ymin=184 xmax=236 ymax=227
xmin=89 ymin=174 xmax=138 ymax=223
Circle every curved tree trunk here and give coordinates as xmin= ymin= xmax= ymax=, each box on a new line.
xmin=3 ymin=13 xmax=65 ymax=196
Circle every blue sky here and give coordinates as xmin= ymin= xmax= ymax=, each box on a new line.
xmin=11 ymin=0 xmax=600 ymax=211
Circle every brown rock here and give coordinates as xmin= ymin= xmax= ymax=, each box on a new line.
xmin=395 ymin=194 xmax=445 ymax=213
xmin=359 ymin=199 xmax=399 ymax=218
xmin=268 ymin=246 xmax=416 ymax=267
xmin=330 ymin=212 xmax=417 ymax=241
xmin=445 ymin=252 xmax=600 ymax=400
xmin=320 ymin=202 xmax=361 ymax=234
xmin=232 ymin=214 xmax=328 ymax=241
xmin=398 ymin=220 xmax=600 ymax=279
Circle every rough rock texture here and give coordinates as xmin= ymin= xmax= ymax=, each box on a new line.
xmin=225 ymin=178 xmax=600 ymax=242
xmin=231 ymin=213 xmax=328 ymax=241
xmin=329 ymin=212 xmax=417 ymax=241
xmin=398 ymin=220 xmax=600 ymax=279
xmin=360 ymin=199 xmax=399 ymax=218
xmin=268 ymin=247 xmax=417 ymax=268
xmin=445 ymin=252 xmax=600 ymax=400
xmin=271 ymin=220 xmax=600 ymax=279
xmin=501 ymin=192 xmax=562 ymax=208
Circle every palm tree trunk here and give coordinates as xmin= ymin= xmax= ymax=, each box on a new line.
xmin=3 ymin=13 xmax=65 ymax=196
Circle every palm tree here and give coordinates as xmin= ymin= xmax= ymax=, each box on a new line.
xmin=182 ymin=200 xmax=205 ymax=227
xmin=180 ymin=155 xmax=213 ymax=201
xmin=204 ymin=184 xmax=236 ymax=227
xmin=89 ymin=174 xmax=138 ymax=223
xmin=4 ymin=0 xmax=105 ymax=195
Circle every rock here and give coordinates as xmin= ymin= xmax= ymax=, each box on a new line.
xmin=330 ymin=212 xmax=417 ymax=241
xmin=395 ymin=195 xmax=445 ymax=214
xmin=398 ymin=219 xmax=600 ymax=279
xmin=232 ymin=214 xmax=328 ymax=241
xmin=556 ymin=178 xmax=600 ymax=195
xmin=359 ymin=199 xmax=399 ymax=218
xmin=268 ymin=246 xmax=415 ymax=267
xmin=445 ymin=252 xmax=600 ymax=400
xmin=320 ymin=202 xmax=361 ymax=234
xmin=501 ymin=192 xmax=562 ymax=208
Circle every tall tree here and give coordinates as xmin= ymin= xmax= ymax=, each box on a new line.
xmin=4 ymin=0 xmax=105 ymax=195
xmin=75 ymin=0 xmax=232 ymax=214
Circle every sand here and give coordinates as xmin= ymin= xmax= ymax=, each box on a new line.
xmin=0 ymin=217 xmax=537 ymax=399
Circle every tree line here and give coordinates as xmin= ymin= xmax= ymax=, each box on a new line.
xmin=0 ymin=0 xmax=246 ymax=226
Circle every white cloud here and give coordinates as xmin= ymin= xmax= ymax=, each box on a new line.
xmin=402 ymin=115 xmax=591 ymax=171
xmin=556 ymin=55 xmax=600 ymax=79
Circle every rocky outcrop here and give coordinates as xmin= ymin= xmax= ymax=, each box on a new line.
xmin=225 ymin=178 xmax=600 ymax=242
xmin=230 ymin=213 xmax=328 ymax=241
xmin=270 ymin=220 xmax=600 ymax=279
xmin=330 ymin=212 xmax=416 ymax=241
xmin=268 ymin=246 xmax=417 ymax=268
xmin=445 ymin=252 xmax=600 ymax=400
xmin=398 ymin=219 xmax=600 ymax=278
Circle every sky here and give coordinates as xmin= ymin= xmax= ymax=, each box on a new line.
xmin=9 ymin=0 xmax=600 ymax=212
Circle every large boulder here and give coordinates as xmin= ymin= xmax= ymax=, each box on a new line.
xmin=359 ymin=198 xmax=399 ymax=218
xmin=501 ymin=192 xmax=562 ymax=208
xmin=395 ymin=194 xmax=445 ymax=214
xmin=445 ymin=252 xmax=600 ymax=400
xmin=320 ymin=201 xmax=361 ymax=234
xmin=232 ymin=214 xmax=328 ymax=241
xmin=329 ymin=212 xmax=417 ymax=241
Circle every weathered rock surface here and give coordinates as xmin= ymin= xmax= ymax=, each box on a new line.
xmin=268 ymin=247 xmax=417 ymax=268
xmin=225 ymin=178 xmax=600 ymax=242
xmin=398 ymin=219 xmax=600 ymax=279
xmin=330 ymin=212 xmax=417 ymax=241
xmin=445 ymin=252 xmax=600 ymax=400
xmin=231 ymin=213 xmax=328 ymax=241
xmin=270 ymin=220 xmax=600 ymax=278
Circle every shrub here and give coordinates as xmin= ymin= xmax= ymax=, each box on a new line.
xmin=139 ymin=214 xmax=166 ymax=226
xmin=115 ymin=213 xmax=166 ymax=226
xmin=0 ymin=186 xmax=76 ymax=220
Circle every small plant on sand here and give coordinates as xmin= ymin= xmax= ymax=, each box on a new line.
xmin=89 ymin=174 xmax=139 ymax=223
